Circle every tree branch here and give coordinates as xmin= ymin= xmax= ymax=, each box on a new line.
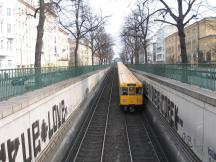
xmin=183 ymin=0 xmax=196 ymax=17
xmin=154 ymin=19 xmax=177 ymax=26
xmin=159 ymin=0 xmax=178 ymax=21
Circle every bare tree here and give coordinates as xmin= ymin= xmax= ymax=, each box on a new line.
xmin=120 ymin=0 xmax=165 ymax=64
xmin=95 ymin=29 xmax=114 ymax=65
xmin=120 ymin=42 xmax=130 ymax=64
xmin=121 ymin=35 xmax=131 ymax=64
xmin=35 ymin=0 xmax=45 ymax=68
xmin=84 ymin=14 xmax=107 ymax=65
xmin=122 ymin=14 xmax=142 ymax=64
xmin=59 ymin=0 xmax=105 ymax=66
xmin=153 ymin=0 xmax=203 ymax=63
xmin=30 ymin=0 xmax=63 ymax=68
xmin=134 ymin=0 xmax=153 ymax=63
xmin=121 ymin=13 xmax=144 ymax=64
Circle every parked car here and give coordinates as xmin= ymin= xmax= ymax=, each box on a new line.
xmin=11 ymin=76 xmax=28 ymax=86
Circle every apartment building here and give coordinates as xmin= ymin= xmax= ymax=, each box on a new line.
xmin=69 ymin=38 xmax=100 ymax=66
xmin=41 ymin=11 xmax=58 ymax=67
xmin=15 ymin=0 xmax=38 ymax=68
xmin=78 ymin=43 xmax=92 ymax=66
xmin=138 ymin=25 xmax=176 ymax=64
xmin=147 ymin=36 xmax=157 ymax=64
xmin=55 ymin=27 xmax=70 ymax=66
xmin=0 ymin=0 xmax=70 ymax=69
xmin=0 ymin=0 xmax=16 ymax=69
xmin=165 ymin=17 xmax=216 ymax=64
xmin=155 ymin=25 xmax=177 ymax=63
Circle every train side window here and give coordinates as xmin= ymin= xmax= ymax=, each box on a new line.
xmin=121 ymin=87 xmax=128 ymax=95
xmin=136 ymin=88 xmax=143 ymax=94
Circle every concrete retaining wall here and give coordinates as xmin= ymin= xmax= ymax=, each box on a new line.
xmin=132 ymin=69 xmax=216 ymax=162
xmin=0 ymin=68 xmax=109 ymax=162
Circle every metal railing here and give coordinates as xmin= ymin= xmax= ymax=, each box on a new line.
xmin=129 ymin=64 xmax=216 ymax=91
xmin=0 ymin=65 xmax=108 ymax=101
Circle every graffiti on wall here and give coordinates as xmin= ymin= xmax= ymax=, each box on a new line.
xmin=144 ymin=81 xmax=183 ymax=131
xmin=0 ymin=100 xmax=68 ymax=162
xmin=140 ymin=75 xmax=216 ymax=161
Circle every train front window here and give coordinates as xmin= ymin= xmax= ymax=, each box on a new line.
xmin=129 ymin=87 xmax=136 ymax=95
xmin=121 ymin=87 xmax=128 ymax=95
xmin=136 ymin=88 xmax=143 ymax=95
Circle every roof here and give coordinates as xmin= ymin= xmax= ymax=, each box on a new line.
xmin=117 ymin=62 xmax=142 ymax=86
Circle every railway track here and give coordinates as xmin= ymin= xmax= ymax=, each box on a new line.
xmin=64 ymin=67 xmax=168 ymax=162
xmin=125 ymin=112 xmax=169 ymax=162
xmin=64 ymin=68 xmax=114 ymax=162
xmin=102 ymin=68 xmax=131 ymax=162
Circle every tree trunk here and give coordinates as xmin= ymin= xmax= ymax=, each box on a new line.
xmin=99 ymin=53 xmax=102 ymax=65
xmin=91 ymin=53 xmax=94 ymax=65
xmin=35 ymin=0 xmax=45 ymax=68
xmin=75 ymin=1 xmax=80 ymax=67
xmin=178 ymin=23 xmax=188 ymax=82
xmin=143 ymin=42 xmax=148 ymax=64
xmin=91 ymin=38 xmax=94 ymax=65
xmin=134 ymin=47 xmax=139 ymax=64
xmin=178 ymin=24 xmax=188 ymax=63
xmin=91 ymin=48 xmax=94 ymax=65
xmin=130 ymin=55 xmax=133 ymax=64
xmin=74 ymin=38 xmax=79 ymax=66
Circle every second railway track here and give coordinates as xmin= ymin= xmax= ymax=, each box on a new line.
xmin=125 ymin=112 xmax=169 ymax=162
xmin=65 ymin=68 xmax=115 ymax=162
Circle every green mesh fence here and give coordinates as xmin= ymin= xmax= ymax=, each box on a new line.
xmin=128 ymin=64 xmax=216 ymax=91
xmin=0 ymin=65 xmax=108 ymax=101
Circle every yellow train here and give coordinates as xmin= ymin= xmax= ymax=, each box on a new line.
xmin=117 ymin=62 xmax=143 ymax=112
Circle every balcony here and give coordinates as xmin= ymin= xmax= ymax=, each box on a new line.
xmin=0 ymin=48 xmax=14 ymax=57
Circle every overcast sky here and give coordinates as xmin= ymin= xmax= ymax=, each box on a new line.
xmin=88 ymin=0 xmax=136 ymax=58
xmin=88 ymin=0 xmax=216 ymax=58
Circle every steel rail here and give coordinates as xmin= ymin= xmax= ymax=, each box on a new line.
xmin=141 ymin=113 xmax=169 ymax=162
xmin=72 ymin=70 xmax=114 ymax=162
xmin=64 ymin=70 xmax=110 ymax=162
xmin=100 ymin=71 xmax=114 ymax=162
xmin=139 ymin=115 xmax=161 ymax=162
xmin=125 ymin=120 xmax=134 ymax=162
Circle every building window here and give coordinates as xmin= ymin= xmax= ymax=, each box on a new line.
xmin=0 ymin=6 xmax=2 ymax=16
xmin=8 ymin=60 xmax=12 ymax=68
xmin=0 ymin=40 xmax=3 ymax=49
xmin=7 ymin=8 xmax=11 ymax=16
xmin=7 ymin=24 xmax=11 ymax=33
xmin=0 ymin=21 xmax=3 ymax=32
xmin=7 ymin=39 xmax=12 ymax=50
xmin=206 ymin=52 xmax=211 ymax=62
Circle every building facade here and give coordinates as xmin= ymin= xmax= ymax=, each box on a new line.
xmin=165 ymin=17 xmax=216 ymax=64
xmin=155 ymin=25 xmax=177 ymax=63
xmin=15 ymin=0 xmax=38 ymax=68
xmin=139 ymin=41 xmax=155 ymax=64
xmin=69 ymin=39 xmax=99 ymax=66
xmin=55 ymin=27 xmax=70 ymax=66
xmin=145 ymin=36 xmax=156 ymax=64
xmin=0 ymin=0 xmax=70 ymax=69
xmin=0 ymin=0 xmax=17 ymax=69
